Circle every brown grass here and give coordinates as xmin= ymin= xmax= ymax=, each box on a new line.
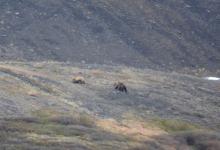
xmin=96 ymin=119 xmax=166 ymax=141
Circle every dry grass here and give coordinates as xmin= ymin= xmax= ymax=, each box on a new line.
xmin=0 ymin=110 xmax=142 ymax=150
xmin=90 ymin=69 xmax=105 ymax=77
xmin=32 ymin=109 xmax=96 ymax=127
xmin=0 ymin=76 xmax=40 ymax=96
xmin=0 ymin=110 xmax=218 ymax=150
xmin=149 ymin=118 xmax=201 ymax=133
xmin=1 ymin=62 xmax=219 ymax=149
xmin=96 ymin=118 xmax=166 ymax=142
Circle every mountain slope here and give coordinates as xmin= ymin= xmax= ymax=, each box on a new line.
xmin=0 ymin=61 xmax=219 ymax=127
xmin=0 ymin=0 xmax=219 ymax=70
xmin=0 ymin=61 xmax=220 ymax=149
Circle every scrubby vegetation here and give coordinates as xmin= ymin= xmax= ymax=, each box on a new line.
xmin=149 ymin=118 xmax=201 ymax=133
xmin=0 ymin=110 xmax=146 ymax=150
xmin=0 ymin=62 xmax=219 ymax=149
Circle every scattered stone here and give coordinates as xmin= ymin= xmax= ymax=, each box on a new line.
xmin=114 ymin=82 xmax=127 ymax=93
xmin=72 ymin=76 xmax=85 ymax=84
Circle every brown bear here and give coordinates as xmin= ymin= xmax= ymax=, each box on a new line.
xmin=114 ymin=82 xmax=127 ymax=93
xmin=72 ymin=76 xmax=86 ymax=84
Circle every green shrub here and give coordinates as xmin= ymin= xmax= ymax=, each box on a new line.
xmin=150 ymin=118 xmax=200 ymax=132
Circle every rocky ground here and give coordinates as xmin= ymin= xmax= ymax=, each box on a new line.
xmin=0 ymin=0 xmax=219 ymax=71
xmin=0 ymin=61 xmax=219 ymax=150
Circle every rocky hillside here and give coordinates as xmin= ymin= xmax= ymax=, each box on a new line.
xmin=0 ymin=0 xmax=219 ymax=70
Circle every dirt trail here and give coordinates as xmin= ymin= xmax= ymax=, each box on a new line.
xmin=0 ymin=65 xmax=59 ymax=94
